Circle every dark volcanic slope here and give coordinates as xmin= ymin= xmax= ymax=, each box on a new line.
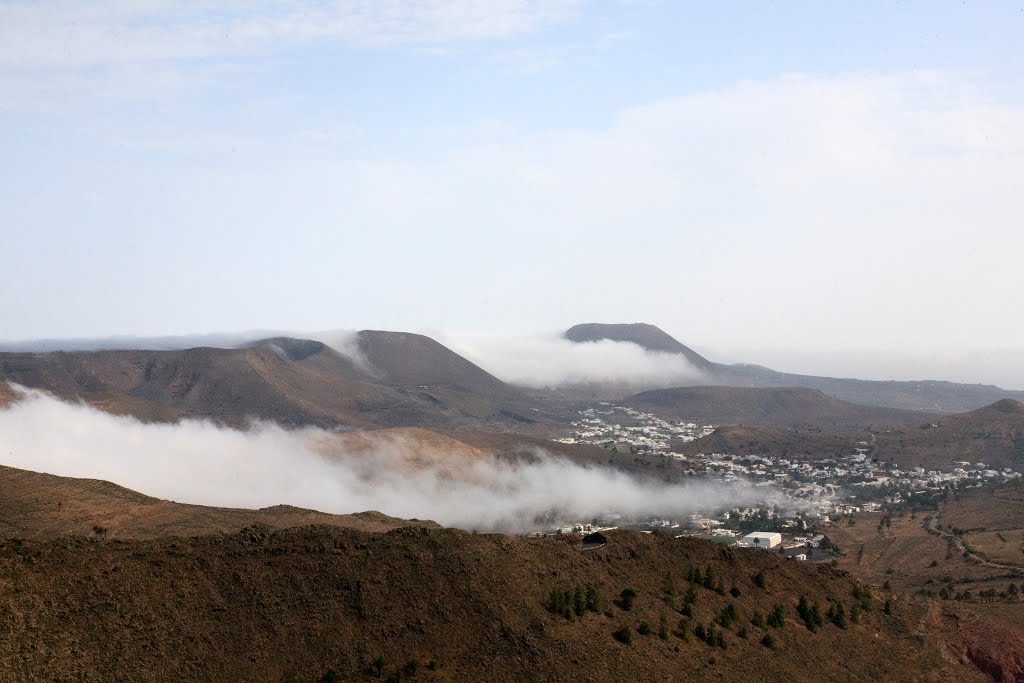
xmin=869 ymin=398 xmax=1024 ymax=469
xmin=0 ymin=336 xmax=554 ymax=432
xmin=565 ymin=322 xmax=714 ymax=371
xmin=0 ymin=524 xmax=997 ymax=682
xmin=567 ymin=322 xmax=1024 ymax=413
xmin=627 ymin=386 xmax=931 ymax=428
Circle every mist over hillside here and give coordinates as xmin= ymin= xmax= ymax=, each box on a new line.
xmin=0 ymin=386 xmax=776 ymax=532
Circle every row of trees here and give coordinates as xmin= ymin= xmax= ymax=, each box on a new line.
xmin=548 ymin=585 xmax=603 ymax=620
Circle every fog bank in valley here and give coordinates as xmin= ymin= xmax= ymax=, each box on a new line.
xmin=0 ymin=386 xmax=774 ymax=532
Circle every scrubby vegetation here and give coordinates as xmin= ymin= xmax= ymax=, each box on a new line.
xmin=548 ymin=584 xmax=603 ymax=620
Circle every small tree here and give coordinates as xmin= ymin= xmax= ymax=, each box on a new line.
xmin=638 ymin=621 xmax=652 ymax=636
xmin=754 ymin=569 xmax=767 ymax=590
xmin=718 ymin=602 xmax=740 ymax=629
xmin=675 ymin=617 xmax=691 ymax=641
xmin=827 ymin=602 xmax=847 ymax=629
xmin=613 ymin=625 xmax=632 ymax=644
xmin=659 ymin=612 xmax=669 ymax=640
xmin=703 ymin=566 xmax=716 ymax=590
xmin=574 ymin=586 xmax=587 ymax=616
xmin=619 ymin=588 xmax=637 ymax=611
xmin=767 ymin=604 xmax=786 ymax=628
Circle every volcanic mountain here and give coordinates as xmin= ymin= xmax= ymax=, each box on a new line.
xmin=0 ymin=331 xmax=559 ymax=432
xmin=565 ymin=322 xmax=1024 ymax=413
xmin=565 ymin=322 xmax=715 ymax=372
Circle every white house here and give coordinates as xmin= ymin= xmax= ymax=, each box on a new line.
xmin=737 ymin=532 xmax=782 ymax=549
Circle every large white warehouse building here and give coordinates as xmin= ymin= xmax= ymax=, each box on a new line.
xmin=737 ymin=532 xmax=782 ymax=549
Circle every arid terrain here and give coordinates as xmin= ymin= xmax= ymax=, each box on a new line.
xmin=0 ymin=464 xmax=1016 ymax=682
xmin=2 ymin=324 xmax=1024 ymax=681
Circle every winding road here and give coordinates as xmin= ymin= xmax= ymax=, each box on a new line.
xmin=927 ymin=513 xmax=1024 ymax=574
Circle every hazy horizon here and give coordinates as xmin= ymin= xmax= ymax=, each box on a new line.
xmin=1 ymin=325 xmax=1022 ymax=391
xmin=2 ymin=2 xmax=1022 ymax=379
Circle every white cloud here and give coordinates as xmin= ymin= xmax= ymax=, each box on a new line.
xmin=0 ymin=386 xmax=772 ymax=532
xmin=2 ymin=69 xmax=1022 ymax=369
xmin=443 ymin=333 xmax=705 ymax=388
xmin=0 ymin=0 xmax=583 ymax=68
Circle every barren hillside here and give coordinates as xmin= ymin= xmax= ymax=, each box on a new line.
xmin=626 ymin=386 xmax=929 ymax=428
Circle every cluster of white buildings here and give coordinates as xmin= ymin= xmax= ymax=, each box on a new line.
xmin=556 ymin=405 xmax=714 ymax=452
xmin=547 ymin=402 xmax=1023 ymax=543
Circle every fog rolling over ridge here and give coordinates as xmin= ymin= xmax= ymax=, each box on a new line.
xmin=0 ymin=386 xmax=772 ymax=531
xmin=438 ymin=333 xmax=706 ymax=388
xmin=0 ymin=329 xmax=706 ymax=389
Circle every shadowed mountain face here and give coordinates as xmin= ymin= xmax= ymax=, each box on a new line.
xmin=626 ymin=386 xmax=931 ymax=428
xmin=0 ymin=332 xmax=558 ymax=432
xmin=566 ymin=322 xmax=1024 ymax=413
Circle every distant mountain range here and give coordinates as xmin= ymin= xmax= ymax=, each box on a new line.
xmin=564 ymin=322 xmax=1024 ymax=413
xmin=0 ymin=331 xmax=557 ymax=432
xmin=2 ymin=322 xmax=1022 ymax=435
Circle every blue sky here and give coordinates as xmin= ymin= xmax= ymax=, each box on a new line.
xmin=1 ymin=1 xmax=1023 ymax=385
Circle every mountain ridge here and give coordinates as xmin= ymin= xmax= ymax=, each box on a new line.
xmin=626 ymin=385 xmax=932 ymax=428
xmin=566 ymin=322 xmax=1024 ymax=412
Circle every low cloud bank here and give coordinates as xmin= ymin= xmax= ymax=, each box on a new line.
xmin=0 ymin=387 xmax=771 ymax=531
xmin=442 ymin=333 xmax=705 ymax=388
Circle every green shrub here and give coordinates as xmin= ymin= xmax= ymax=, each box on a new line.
xmin=717 ymin=602 xmax=740 ymax=629
xmin=675 ymin=617 xmax=690 ymax=641
xmin=767 ymin=605 xmax=786 ymax=628
xmin=797 ymin=596 xmax=824 ymax=632
xmin=826 ymin=601 xmax=847 ymax=629
xmin=619 ymin=588 xmax=637 ymax=611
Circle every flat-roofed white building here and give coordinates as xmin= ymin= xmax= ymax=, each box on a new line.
xmin=737 ymin=532 xmax=782 ymax=549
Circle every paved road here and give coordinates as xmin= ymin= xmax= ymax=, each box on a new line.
xmin=927 ymin=513 xmax=1024 ymax=574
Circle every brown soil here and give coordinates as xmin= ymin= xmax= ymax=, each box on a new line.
xmin=0 ymin=524 xmax=991 ymax=682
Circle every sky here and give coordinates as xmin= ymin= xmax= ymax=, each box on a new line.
xmin=2 ymin=1 xmax=1023 ymax=385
